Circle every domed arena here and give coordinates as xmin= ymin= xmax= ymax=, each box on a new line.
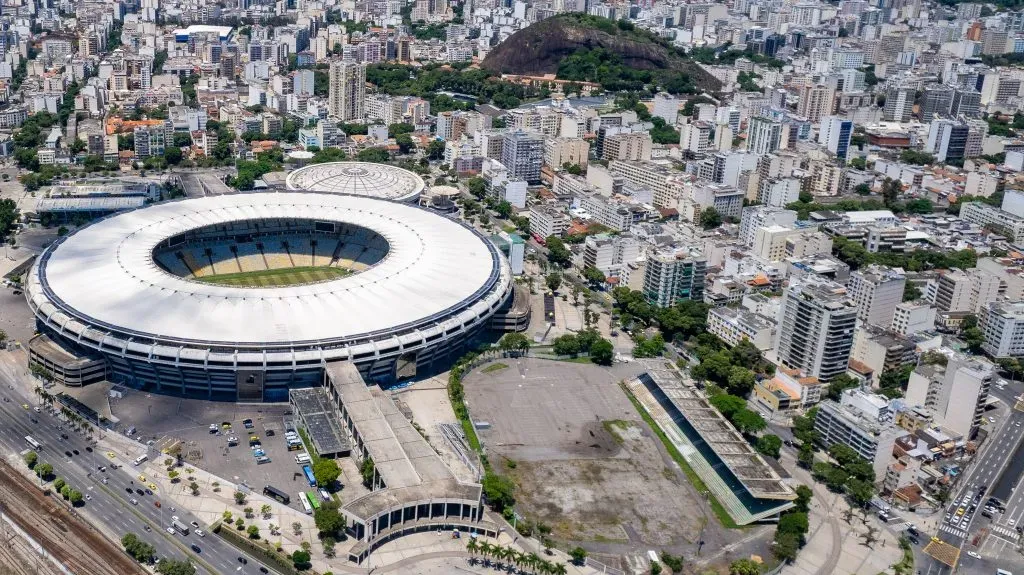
xmin=284 ymin=161 xmax=425 ymax=202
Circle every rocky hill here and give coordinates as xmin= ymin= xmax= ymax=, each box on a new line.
xmin=480 ymin=14 xmax=721 ymax=93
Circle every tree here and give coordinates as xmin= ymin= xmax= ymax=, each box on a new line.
xmin=756 ymin=434 xmax=782 ymax=458
xmin=826 ymin=374 xmax=859 ymax=401
xmin=356 ymin=147 xmax=390 ymax=163
xmin=552 ymin=334 xmax=581 ymax=356
xmin=794 ymin=485 xmax=813 ymax=513
xmin=903 ymin=282 xmax=921 ymax=301
xmin=122 ymin=533 xmax=156 ymax=564
xmin=260 ymin=504 xmax=272 ymax=518
xmin=582 ymin=266 xmax=606 ymax=288
xmin=590 ymin=338 xmax=614 ymax=366
xmin=467 ymin=176 xmax=486 ymax=199
xmin=699 ymin=207 xmax=722 ymax=230
xmin=247 ymin=524 xmax=260 ymax=539
xmin=732 ymin=409 xmax=767 ymax=434
xmin=569 ymin=546 xmax=588 ymax=566
xmin=725 ymin=366 xmax=756 ymax=396
xmin=291 ymin=549 xmax=312 ymax=570
xmin=845 ymin=477 xmax=875 ymax=507
xmin=709 ymin=393 xmax=747 ymax=419
xmin=312 ymin=459 xmax=341 ymax=486
xmin=562 ymin=162 xmax=583 ymax=175
xmin=292 ymin=521 xmax=303 ymax=535
xmin=35 ymin=462 xmax=53 ymax=479
xmin=482 ymin=472 xmax=515 ymax=511
xmin=23 ymin=451 xmax=37 ymax=468
xmin=53 ymin=477 xmax=66 ymax=492
xmin=545 ymin=236 xmax=572 ymax=267
xmin=233 ymin=491 xmax=246 ymax=505
xmin=772 ymin=531 xmax=801 ymax=563
xmin=168 ymin=470 xmax=179 ymax=483
xmin=426 ymin=139 xmax=446 ymax=160
xmin=189 ymin=481 xmax=199 ymax=495
xmin=546 ymin=272 xmax=563 ymax=293
xmin=235 ymin=517 xmax=245 ymax=530
xmin=69 ymin=489 xmax=83 ymax=505
xmin=660 ymin=553 xmax=683 ymax=573
xmin=498 ymin=332 xmax=531 ymax=355
xmin=314 ymin=500 xmax=347 ymax=536
xmin=729 ymin=558 xmax=762 ymax=575
xmin=244 ymin=506 xmax=254 ymax=518
xmin=156 ymin=559 xmax=196 ymax=575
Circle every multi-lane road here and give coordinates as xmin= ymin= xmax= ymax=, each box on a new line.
xmin=918 ymin=379 xmax=1024 ymax=574
xmin=0 ymin=381 xmax=269 ymax=575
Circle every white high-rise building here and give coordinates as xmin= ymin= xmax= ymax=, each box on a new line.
xmin=328 ymin=60 xmax=366 ymax=121
xmin=679 ymin=121 xmax=713 ymax=157
xmin=738 ymin=206 xmax=797 ymax=247
xmin=775 ymin=278 xmax=858 ymax=382
xmin=847 ymin=265 xmax=906 ymax=328
xmin=932 ymin=268 xmax=1000 ymax=314
xmin=747 ymin=116 xmax=783 ymax=155
xmin=652 ymin=92 xmax=681 ymax=124
xmin=818 ymin=116 xmax=853 ymax=162
xmin=905 ymin=354 xmax=992 ymax=439
xmin=981 ymin=302 xmax=1024 ymax=358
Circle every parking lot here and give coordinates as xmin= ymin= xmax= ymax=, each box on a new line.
xmin=109 ymin=390 xmax=323 ymax=514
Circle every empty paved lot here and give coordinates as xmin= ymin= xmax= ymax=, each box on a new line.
xmin=464 ymin=358 xmax=644 ymax=462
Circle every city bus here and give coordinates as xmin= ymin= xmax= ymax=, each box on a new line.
xmin=262 ymin=485 xmax=290 ymax=505
xmin=302 ymin=465 xmax=316 ymax=487
xmin=172 ymin=519 xmax=189 ymax=535
xmin=306 ymin=492 xmax=320 ymax=511
xmin=299 ymin=492 xmax=312 ymax=515
xmin=24 ymin=436 xmax=41 ymax=450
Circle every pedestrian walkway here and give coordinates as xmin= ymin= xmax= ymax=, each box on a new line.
xmin=939 ymin=523 xmax=968 ymax=539
xmin=990 ymin=524 xmax=1020 ymax=541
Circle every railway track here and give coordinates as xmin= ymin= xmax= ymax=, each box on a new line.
xmin=0 ymin=460 xmax=145 ymax=575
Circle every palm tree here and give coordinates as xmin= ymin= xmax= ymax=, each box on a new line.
xmin=466 ymin=538 xmax=478 ymax=560
xmin=841 ymin=508 xmax=855 ymax=524
xmin=860 ymin=526 xmax=879 ymax=548
xmin=478 ymin=541 xmax=493 ymax=566
xmin=550 ymin=563 xmax=567 ymax=575
xmin=525 ymin=552 xmax=541 ymax=573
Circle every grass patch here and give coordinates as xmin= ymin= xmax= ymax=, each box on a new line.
xmin=194 ymin=265 xmax=351 ymax=287
xmin=621 ymin=383 xmax=740 ymax=530
xmin=213 ymin=521 xmax=300 ymax=575
xmin=601 ymin=419 xmax=631 ymax=444
xmin=481 ymin=362 xmax=509 ymax=374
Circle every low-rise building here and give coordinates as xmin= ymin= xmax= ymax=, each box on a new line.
xmin=707 ymin=307 xmax=776 ymax=351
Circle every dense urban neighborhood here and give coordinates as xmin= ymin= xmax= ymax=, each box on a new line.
xmin=2 ymin=0 xmax=1024 ymax=574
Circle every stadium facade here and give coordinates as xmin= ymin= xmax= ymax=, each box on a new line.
xmin=26 ymin=192 xmax=520 ymax=401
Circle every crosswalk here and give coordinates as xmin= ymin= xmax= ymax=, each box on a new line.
xmin=939 ymin=523 xmax=968 ymax=539
xmin=990 ymin=524 xmax=1020 ymax=541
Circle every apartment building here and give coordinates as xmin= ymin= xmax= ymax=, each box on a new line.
xmin=775 ymin=278 xmax=858 ymax=382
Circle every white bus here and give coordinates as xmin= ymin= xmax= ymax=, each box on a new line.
xmin=172 ymin=519 xmax=189 ymax=535
xmin=133 ymin=454 xmax=148 ymax=466
xmin=24 ymin=436 xmax=41 ymax=450
xmin=299 ymin=492 xmax=312 ymax=515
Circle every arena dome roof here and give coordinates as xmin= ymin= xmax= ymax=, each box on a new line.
xmin=284 ymin=162 xmax=425 ymax=202
xmin=29 ymin=192 xmax=507 ymax=348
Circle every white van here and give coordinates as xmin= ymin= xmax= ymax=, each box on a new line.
xmin=294 ymin=453 xmax=311 ymax=464
xmin=133 ymin=454 xmax=148 ymax=466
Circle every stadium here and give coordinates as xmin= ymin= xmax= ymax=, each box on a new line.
xmin=284 ymin=162 xmax=426 ymax=202
xmin=25 ymin=192 xmax=518 ymax=402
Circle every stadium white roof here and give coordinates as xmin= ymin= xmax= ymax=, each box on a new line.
xmin=285 ymin=162 xmax=425 ymax=202
xmin=34 ymin=193 xmax=500 ymax=346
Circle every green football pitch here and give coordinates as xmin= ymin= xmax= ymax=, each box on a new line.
xmin=194 ymin=266 xmax=351 ymax=287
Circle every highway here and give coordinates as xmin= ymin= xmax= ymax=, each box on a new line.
xmin=0 ymin=382 xmax=268 ymax=575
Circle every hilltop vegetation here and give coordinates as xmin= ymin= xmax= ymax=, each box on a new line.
xmin=481 ymin=14 xmax=722 ymax=94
